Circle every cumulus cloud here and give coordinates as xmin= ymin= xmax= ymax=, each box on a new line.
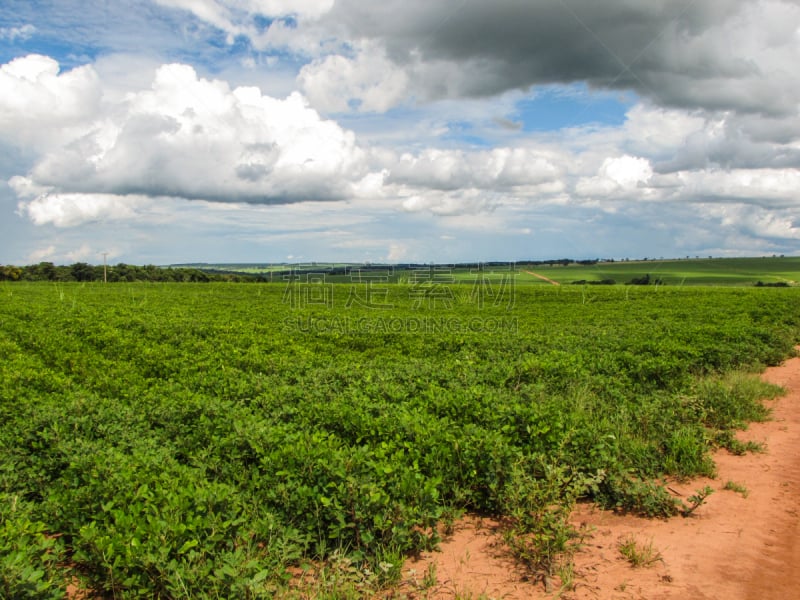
xmin=576 ymin=155 xmax=654 ymax=199
xmin=388 ymin=147 xmax=560 ymax=191
xmin=400 ymin=190 xmax=500 ymax=217
xmin=0 ymin=55 xmax=101 ymax=149
xmin=664 ymin=168 xmax=800 ymax=208
xmin=2 ymin=56 xmax=379 ymax=225
xmin=17 ymin=190 xmax=156 ymax=227
xmin=704 ymin=203 xmax=800 ymax=241
xmin=140 ymin=1 xmax=800 ymax=147
xmin=298 ymin=41 xmax=409 ymax=112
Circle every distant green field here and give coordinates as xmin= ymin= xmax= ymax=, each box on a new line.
xmin=183 ymin=256 xmax=800 ymax=287
xmin=516 ymin=257 xmax=800 ymax=286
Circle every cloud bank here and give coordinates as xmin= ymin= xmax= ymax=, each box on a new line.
xmin=1 ymin=0 xmax=800 ymax=262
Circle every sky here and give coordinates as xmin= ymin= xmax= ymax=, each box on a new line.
xmin=1 ymin=0 xmax=800 ymax=265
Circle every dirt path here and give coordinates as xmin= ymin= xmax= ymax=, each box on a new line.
xmin=398 ymin=353 xmax=800 ymax=599
xmin=524 ymin=270 xmax=561 ymax=286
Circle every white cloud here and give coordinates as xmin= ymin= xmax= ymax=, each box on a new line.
xmin=400 ymin=189 xmax=500 ymax=216
xmin=620 ymin=104 xmax=708 ymax=159
xmin=388 ymin=147 xmax=560 ymax=191
xmin=27 ymin=245 xmax=56 ymax=263
xmin=6 ymin=51 xmax=800 ymax=239
xmin=573 ymin=155 xmax=652 ymax=199
xmin=0 ymin=55 xmax=101 ymax=149
xmin=18 ymin=192 xmax=156 ymax=227
xmin=668 ymin=168 xmax=800 ymax=207
xmin=2 ymin=56 xmax=378 ymax=224
xmin=705 ymin=203 xmax=800 ymax=240
xmin=154 ymin=0 xmax=335 ymax=49
xmin=601 ymin=156 xmax=653 ymax=189
xmin=386 ymin=242 xmax=407 ymax=261
xmin=298 ymin=41 xmax=409 ymax=113
xmin=0 ymin=24 xmax=36 ymax=42
xmin=65 ymin=243 xmax=96 ymax=263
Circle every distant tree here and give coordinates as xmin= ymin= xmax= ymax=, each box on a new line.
xmin=572 ymin=279 xmax=616 ymax=285
xmin=0 ymin=262 xmax=261 ymax=283
xmin=70 ymin=262 xmax=96 ymax=282
xmin=0 ymin=265 xmax=22 ymax=281
xmin=28 ymin=261 xmax=59 ymax=281
xmin=627 ymin=274 xmax=663 ymax=286
xmin=755 ymin=281 xmax=789 ymax=288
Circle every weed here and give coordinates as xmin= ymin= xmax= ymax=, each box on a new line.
xmin=723 ymin=481 xmax=749 ymax=498
xmin=679 ymin=486 xmax=714 ymax=517
xmin=555 ymin=559 xmax=576 ymax=593
xmin=500 ymin=457 xmax=603 ymax=586
xmin=663 ymin=425 xmax=716 ymax=479
xmin=714 ymin=430 xmax=765 ymax=455
xmin=696 ymin=371 xmax=781 ymax=430
xmin=453 ymin=591 xmax=490 ymax=600
xmin=422 ymin=562 xmax=437 ymax=589
xmin=596 ymin=471 xmax=679 ymax=517
xmin=283 ymin=550 xmax=384 ymax=599
xmin=441 ymin=505 xmax=465 ymax=536
xmin=618 ymin=536 xmax=663 ymax=568
xmin=372 ymin=545 xmax=404 ymax=587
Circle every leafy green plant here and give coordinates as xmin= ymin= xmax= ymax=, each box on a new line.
xmin=2 ymin=282 xmax=799 ymax=595
xmin=595 ymin=471 xmax=679 ymax=518
xmin=0 ymin=495 xmax=66 ymax=600
xmin=499 ymin=457 xmax=602 ymax=586
xmin=679 ymin=486 xmax=715 ymax=517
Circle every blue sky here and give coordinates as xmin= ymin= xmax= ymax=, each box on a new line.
xmin=2 ymin=0 xmax=800 ymax=265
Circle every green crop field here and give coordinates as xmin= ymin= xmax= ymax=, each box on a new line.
xmin=2 ymin=281 xmax=800 ymax=598
xmin=180 ymin=256 xmax=800 ymax=287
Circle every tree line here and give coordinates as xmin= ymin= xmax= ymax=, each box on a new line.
xmin=0 ymin=262 xmax=261 ymax=283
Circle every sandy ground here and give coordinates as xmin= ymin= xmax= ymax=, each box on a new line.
xmin=398 ymin=353 xmax=800 ymax=599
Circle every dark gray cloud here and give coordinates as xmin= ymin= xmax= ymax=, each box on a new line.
xmin=320 ymin=0 xmax=797 ymax=116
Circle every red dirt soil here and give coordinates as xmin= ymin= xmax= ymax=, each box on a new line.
xmin=398 ymin=352 xmax=800 ymax=599
xmin=524 ymin=271 xmax=561 ymax=286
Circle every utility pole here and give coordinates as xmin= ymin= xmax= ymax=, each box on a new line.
xmin=102 ymin=252 xmax=108 ymax=283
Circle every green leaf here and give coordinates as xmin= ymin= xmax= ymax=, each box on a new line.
xmin=177 ymin=539 xmax=198 ymax=554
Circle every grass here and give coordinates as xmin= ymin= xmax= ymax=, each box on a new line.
xmin=422 ymin=562 xmax=437 ymax=590
xmin=618 ymin=536 xmax=663 ymax=568
xmin=279 ymin=548 xmax=402 ymax=600
xmin=452 ymin=591 xmax=490 ymax=600
xmin=723 ymin=481 xmax=750 ymax=498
